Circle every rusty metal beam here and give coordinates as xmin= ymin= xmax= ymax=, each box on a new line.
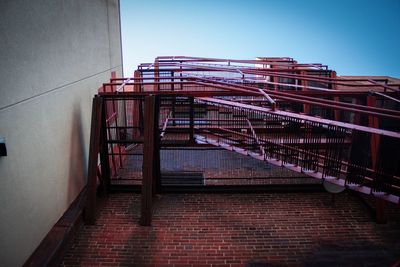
xmin=140 ymin=95 xmax=158 ymax=226
xmin=84 ymin=96 xmax=103 ymax=225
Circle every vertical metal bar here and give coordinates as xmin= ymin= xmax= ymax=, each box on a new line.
xmin=352 ymin=97 xmax=362 ymax=125
xmin=331 ymin=71 xmax=341 ymax=121
xmin=110 ymin=80 xmax=123 ymax=170
xmin=100 ymin=97 xmax=111 ymax=194
xmin=301 ymin=71 xmax=310 ymax=114
xmin=133 ymin=71 xmax=141 ymax=139
xmin=139 ymin=97 xmax=144 ymax=136
xmin=271 ymin=65 xmax=278 ymax=91
xmin=367 ymin=96 xmax=380 ymax=170
xmin=171 ymin=71 xmax=176 ymax=126
xmin=367 ymin=95 xmax=386 ymax=223
xmin=85 ymin=96 xmax=103 ymax=225
xmin=154 ymin=59 xmax=160 ymax=91
xmin=189 ymin=96 xmax=195 ymax=143
xmin=115 ymin=104 xmax=123 ymax=169
xmin=153 ymin=96 xmax=161 ymax=194
xmin=105 ymin=99 xmax=117 ymax=177
xmin=140 ymin=95 xmax=157 ymax=226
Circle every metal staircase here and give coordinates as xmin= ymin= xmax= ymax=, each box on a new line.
xmin=84 ymin=56 xmax=400 ymax=225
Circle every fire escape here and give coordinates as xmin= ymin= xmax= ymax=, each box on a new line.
xmin=84 ymin=56 xmax=400 ymax=225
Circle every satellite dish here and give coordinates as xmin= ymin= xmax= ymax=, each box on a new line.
xmin=323 ymin=180 xmax=345 ymax=194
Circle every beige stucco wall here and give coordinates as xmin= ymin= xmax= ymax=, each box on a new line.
xmin=0 ymin=0 xmax=123 ymax=266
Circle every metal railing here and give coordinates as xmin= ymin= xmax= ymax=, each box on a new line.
xmin=92 ymin=57 xmax=400 ymax=204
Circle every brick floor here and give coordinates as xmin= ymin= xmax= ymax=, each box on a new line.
xmin=60 ymin=192 xmax=400 ymax=267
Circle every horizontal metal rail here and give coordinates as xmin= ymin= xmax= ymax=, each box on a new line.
xmin=196 ymin=97 xmax=400 ymax=139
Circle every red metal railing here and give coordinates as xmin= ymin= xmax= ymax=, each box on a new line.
xmin=93 ymin=56 xmax=400 ymax=203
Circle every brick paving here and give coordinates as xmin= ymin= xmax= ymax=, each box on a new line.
xmin=61 ymin=192 xmax=400 ymax=267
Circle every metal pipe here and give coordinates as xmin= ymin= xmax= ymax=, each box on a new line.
xmin=197 ymin=97 xmax=400 ymax=139
xmin=371 ymin=91 xmax=400 ymax=103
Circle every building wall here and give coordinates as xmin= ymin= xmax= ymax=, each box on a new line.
xmin=0 ymin=0 xmax=123 ymax=266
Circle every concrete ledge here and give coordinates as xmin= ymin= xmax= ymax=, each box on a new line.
xmin=23 ymin=188 xmax=86 ymax=267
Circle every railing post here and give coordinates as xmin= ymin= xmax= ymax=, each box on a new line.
xmin=367 ymin=95 xmax=386 ymax=223
xmin=171 ymin=71 xmax=176 ymax=126
xmin=153 ymin=97 xmax=161 ymax=195
xmin=153 ymin=129 xmax=161 ymax=195
xmin=133 ymin=70 xmax=142 ymax=139
xmin=140 ymin=95 xmax=158 ymax=226
xmin=189 ymin=96 xmax=195 ymax=143
xmin=367 ymin=96 xmax=380 ymax=170
xmin=85 ymin=96 xmax=103 ymax=225
xmin=154 ymin=59 xmax=159 ymax=91
xmin=301 ymin=70 xmax=310 ymax=114
xmin=331 ymin=71 xmax=341 ymax=121
xmin=100 ymin=99 xmax=110 ymax=194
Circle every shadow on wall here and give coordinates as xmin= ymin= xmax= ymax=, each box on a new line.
xmin=67 ymin=103 xmax=87 ymax=203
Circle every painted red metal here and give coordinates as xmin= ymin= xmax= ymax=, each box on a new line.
xmin=87 ymin=56 xmax=400 ymax=225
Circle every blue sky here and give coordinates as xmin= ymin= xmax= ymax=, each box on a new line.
xmin=120 ymin=0 xmax=400 ymax=77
